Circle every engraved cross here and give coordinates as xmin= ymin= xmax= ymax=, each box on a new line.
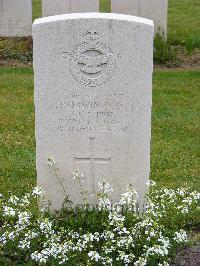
xmin=74 ymin=137 xmax=111 ymax=194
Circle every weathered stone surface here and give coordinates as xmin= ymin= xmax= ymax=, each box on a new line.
xmin=111 ymin=0 xmax=139 ymax=16
xmin=33 ymin=13 xmax=154 ymax=210
xmin=0 ymin=0 xmax=32 ymax=37
xmin=111 ymin=0 xmax=168 ymax=37
xmin=139 ymin=0 xmax=168 ymax=37
xmin=42 ymin=0 xmax=99 ymax=17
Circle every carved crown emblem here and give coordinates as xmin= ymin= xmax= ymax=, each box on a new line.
xmin=67 ymin=29 xmax=117 ymax=87
xmin=84 ymin=30 xmax=101 ymax=44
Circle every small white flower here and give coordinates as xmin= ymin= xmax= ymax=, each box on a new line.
xmin=32 ymin=186 xmax=45 ymax=197
xmin=72 ymin=169 xmax=85 ymax=182
xmin=119 ymin=185 xmax=137 ymax=212
xmin=181 ymin=207 xmax=189 ymax=214
xmin=134 ymin=257 xmax=147 ymax=266
xmin=158 ymin=262 xmax=169 ymax=266
xmin=191 ymin=191 xmax=200 ymax=200
xmin=88 ymin=251 xmax=101 ymax=262
xmin=3 ymin=206 xmax=16 ymax=217
xmin=98 ymin=181 xmax=113 ymax=194
xmin=0 ymin=233 xmax=7 ymax=244
xmin=146 ymin=180 xmax=156 ymax=187
xmin=8 ymin=232 xmax=15 ymax=240
xmin=38 ymin=218 xmax=53 ymax=235
xmin=18 ymin=238 xmax=31 ymax=250
xmin=19 ymin=194 xmax=30 ymax=207
xmin=98 ymin=196 xmax=112 ymax=211
xmin=174 ymin=230 xmax=187 ymax=243
xmin=18 ymin=211 xmax=31 ymax=226
xmin=108 ymin=211 xmax=125 ymax=226
xmin=8 ymin=195 xmax=19 ymax=205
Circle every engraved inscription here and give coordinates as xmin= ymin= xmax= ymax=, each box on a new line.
xmin=65 ymin=30 xmax=117 ymax=87
xmin=53 ymin=92 xmax=134 ymax=134
xmin=0 ymin=18 xmax=30 ymax=34
xmin=0 ymin=19 xmax=23 ymax=29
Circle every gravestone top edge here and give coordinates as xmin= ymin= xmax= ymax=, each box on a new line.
xmin=33 ymin=12 xmax=154 ymax=28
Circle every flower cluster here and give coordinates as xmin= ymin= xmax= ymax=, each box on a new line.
xmin=0 ymin=181 xmax=199 ymax=265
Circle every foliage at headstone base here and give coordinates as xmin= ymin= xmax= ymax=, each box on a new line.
xmin=0 ymin=37 xmax=33 ymax=63
xmin=0 ymin=176 xmax=199 ymax=266
xmin=153 ymin=34 xmax=178 ymax=66
xmin=185 ymin=35 xmax=200 ymax=54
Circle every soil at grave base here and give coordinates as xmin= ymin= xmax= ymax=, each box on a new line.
xmin=170 ymin=245 xmax=200 ymax=266
xmin=0 ymin=59 xmax=32 ymax=67
xmin=154 ymin=48 xmax=200 ymax=71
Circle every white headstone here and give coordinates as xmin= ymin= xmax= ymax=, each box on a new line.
xmin=33 ymin=13 xmax=153 ymax=210
xmin=0 ymin=0 xmax=32 ymax=37
xmin=111 ymin=0 xmax=168 ymax=37
xmin=42 ymin=0 xmax=99 ymax=17
xmin=139 ymin=0 xmax=168 ymax=37
xmin=111 ymin=0 xmax=139 ymax=16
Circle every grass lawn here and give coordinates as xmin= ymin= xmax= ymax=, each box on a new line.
xmin=168 ymin=0 xmax=200 ymax=48
xmin=0 ymin=68 xmax=36 ymax=197
xmin=32 ymin=0 xmax=41 ymax=21
xmin=0 ymin=68 xmax=199 ymax=197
